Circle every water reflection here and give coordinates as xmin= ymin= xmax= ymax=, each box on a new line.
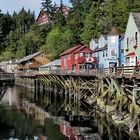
xmin=0 ymin=86 xmax=139 ymax=140
xmin=0 ymin=87 xmax=67 ymax=140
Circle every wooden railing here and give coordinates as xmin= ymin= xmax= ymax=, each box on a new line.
xmin=0 ymin=73 xmax=15 ymax=81
xmin=15 ymin=66 xmax=140 ymax=79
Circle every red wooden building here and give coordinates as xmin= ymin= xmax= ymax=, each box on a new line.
xmin=60 ymin=45 xmax=96 ymax=72
xmin=36 ymin=10 xmax=53 ymax=25
xmin=36 ymin=6 xmax=70 ymax=25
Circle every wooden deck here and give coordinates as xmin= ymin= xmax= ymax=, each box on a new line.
xmin=15 ymin=66 xmax=140 ymax=79
xmin=0 ymin=73 xmax=15 ymax=82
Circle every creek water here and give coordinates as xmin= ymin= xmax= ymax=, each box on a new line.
xmin=0 ymin=86 xmax=139 ymax=140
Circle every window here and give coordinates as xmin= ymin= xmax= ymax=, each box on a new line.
xmin=111 ymin=49 xmax=115 ymax=56
xmin=75 ymin=53 xmax=78 ymax=59
xmin=80 ymin=53 xmax=83 ymax=57
xmin=83 ymin=52 xmax=89 ymax=58
xmin=111 ymin=36 xmax=116 ymax=43
xmin=121 ymin=49 xmax=124 ymax=53
xmin=106 ymin=50 xmax=108 ymax=57
xmin=103 ymin=51 xmax=105 ymax=57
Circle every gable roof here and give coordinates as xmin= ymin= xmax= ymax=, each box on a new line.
xmin=60 ymin=45 xmax=82 ymax=56
xmin=74 ymin=45 xmax=91 ymax=53
xmin=108 ymin=27 xmax=118 ymax=36
xmin=18 ymin=52 xmax=43 ymax=64
xmin=36 ymin=5 xmax=70 ymax=25
xmin=131 ymin=13 xmax=140 ymax=33
xmin=36 ymin=10 xmax=49 ymax=25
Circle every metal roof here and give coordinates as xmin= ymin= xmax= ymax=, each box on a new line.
xmin=60 ymin=45 xmax=82 ymax=56
xmin=40 ymin=59 xmax=60 ymax=68
xmin=18 ymin=52 xmax=42 ymax=64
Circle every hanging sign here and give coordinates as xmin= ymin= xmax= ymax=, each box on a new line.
xmin=86 ymin=57 xmax=94 ymax=63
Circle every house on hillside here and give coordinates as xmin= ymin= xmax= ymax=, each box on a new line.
xmin=60 ymin=45 xmax=96 ymax=72
xmin=36 ymin=10 xmax=53 ymax=25
xmin=124 ymin=13 xmax=140 ymax=66
xmin=17 ymin=52 xmax=50 ymax=71
xmin=91 ymin=27 xmax=124 ymax=68
xmin=36 ymin=6 xmax=70 ymax=25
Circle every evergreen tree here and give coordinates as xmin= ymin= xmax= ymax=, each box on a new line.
xmin=42 ymin=0 xmax=53 ymax=14
xmin=80 ymin=1 xmax=101 ymax=45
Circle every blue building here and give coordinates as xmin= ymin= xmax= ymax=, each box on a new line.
xmin=119 ymin=35 xmax=124 ymax=66
xmin=90 ymin=27 xmax=124 ymax=69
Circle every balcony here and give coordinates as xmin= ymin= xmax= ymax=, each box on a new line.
xmin=16 ymin=63 xmax=41 ymax=70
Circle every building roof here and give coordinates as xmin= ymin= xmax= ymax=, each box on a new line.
xmin=18 ymin=52 xmax=43 ymax=64
xmin=36 ymin=5 xmax=70 ymax=25
xmin=74 ymin=45 xmax=91 ymax=53
xmin=92 ymin=47 xmax=99 ymax=53
xmin=40 ymin=59 xmax=60 ymax=68
xmin=92 ymin=45 xmax=107 ymax=53
xmin=60 ymin=45 xmax=82 ymax=56
xmin=108 ymin=27 xmax=118 ymax=36
xmin=132 ymin=13 xmax=140 ymax=33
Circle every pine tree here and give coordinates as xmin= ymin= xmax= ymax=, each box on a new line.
xmin=42 ymin=0 xmax=53 ymax=14
xmin=80 ymin=1 xmax=101 ymax=45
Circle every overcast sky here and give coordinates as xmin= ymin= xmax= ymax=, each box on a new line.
xmin=0 ymin=0 xmax=70 ymax=17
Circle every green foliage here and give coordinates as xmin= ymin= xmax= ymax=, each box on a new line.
xmin=0 ymin=8 xmax=35 ymax=60
xmin=41 ymin=27 xmax=73 ymax=60
xmin=1 ymin=0 xmax=140 ymax=61
xmin=80 ymin=2 xmax=101 ymax=45
xmin=42 ymin=0 xmax=53 ymax=14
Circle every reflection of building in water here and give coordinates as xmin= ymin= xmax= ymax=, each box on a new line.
xmin=51 ymin=116 xmax=97 ymax=139
xmin=20 ymin=100 xmax=96 ymax=139
xmin=2 ymin=87 xmax=20 ymax=107
xmin=59 ymin=119 xmax=97 ymax=140
xmin=21 ymin=100 xmax=50 ymax=125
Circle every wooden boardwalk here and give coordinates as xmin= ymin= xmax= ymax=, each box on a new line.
xmin=16 ymin=66 xmax=140 ymax=79
xmin=0 ymin=73 xmax=15 ymax=83
xmin=14 ymin=66 xmax=140 ymax=79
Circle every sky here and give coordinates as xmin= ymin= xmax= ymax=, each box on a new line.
xmin=0 ymin=0 xmax=70 ymax=17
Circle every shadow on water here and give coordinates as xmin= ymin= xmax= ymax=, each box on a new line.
xmin=0 ymin=86 xmax=139 ymax=140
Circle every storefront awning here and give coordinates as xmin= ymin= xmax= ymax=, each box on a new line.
xmin=125 ymin=52 xmax=135 ymax=57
